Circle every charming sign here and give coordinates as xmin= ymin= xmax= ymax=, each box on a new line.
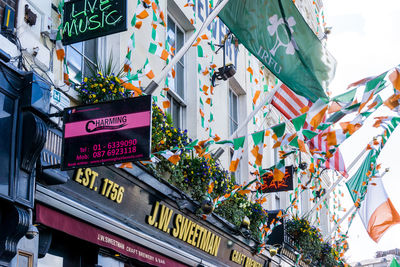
xmin=261 ymin=166 xmax=294 ymax=193
xmin=146 ymin=201 xmax=221 ymax=257
xmin=62 ymin=0 xmax=127 ymax=45
xmin=230 ymin=250 xmax=262 ymax=267
xmin=61 ymin=96 xmax=151 ymax=170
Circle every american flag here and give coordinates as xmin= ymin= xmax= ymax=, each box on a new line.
xmin=271 ymin=83 xmax=348 ymax=177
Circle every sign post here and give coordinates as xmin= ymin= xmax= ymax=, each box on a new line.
xmin=61 ymin=96 xmax=152 ymax=170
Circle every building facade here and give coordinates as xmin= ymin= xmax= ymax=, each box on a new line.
xmin=0 ymin=0 xmax=333 ymax=266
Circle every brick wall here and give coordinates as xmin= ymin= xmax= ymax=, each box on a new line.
xmin=0 ymin=0 xmax=18 ymax=29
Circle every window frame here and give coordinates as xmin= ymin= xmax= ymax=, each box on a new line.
xmin=229 ymin=88 xmax=239 ymax=136
xmin=166 ymin=14 xmax=187 ymax=129
xmin=65 ymin=39 xmax=98 ymax=84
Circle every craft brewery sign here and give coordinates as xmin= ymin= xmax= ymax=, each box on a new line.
xmin=61 ymin=96 xmax=151 ymax=170
xmin=261 ymin=166 xmax=294 ymax=193
xmin=62 ymin=0 xmax=127 ymax=45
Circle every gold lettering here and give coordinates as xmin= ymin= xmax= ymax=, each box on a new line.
xmin=74 ymin=168 xmax=84 ymax=183
xmin=172 ymin=214 xmax=182 ymax=237
xmin=241 ymin=253 xmax=246 ymax=265
xmin=178 ymin=217 xmax=192 ymax=241
xmin=186 ymin=222 xmax=196 ymax=244
xmin=212 ymin=235 xmax=221 ymax=256
xmin=207 ymin=234 xmax=215 ymax=254
xmin=196 ymin=226 xmax=204 ymax=248
xmin=158 ymin=205 xmax=173 ymax=232
xmin=200 ymin=230 xmax=211 ymax=251
xmin=147 ymin=201 xmax=159 ymax=226
xmin=191 ymin=224 xmax=200 ymax=246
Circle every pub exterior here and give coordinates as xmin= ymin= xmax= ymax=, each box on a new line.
xmin=0 ymin=0 xmax=330 ymax=266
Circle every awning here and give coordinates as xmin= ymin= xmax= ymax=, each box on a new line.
xmin=35 ymin=204 xmax=187 ymax=267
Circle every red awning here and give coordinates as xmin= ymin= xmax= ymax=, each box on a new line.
xmin=35 ymin=204 xmax=187 ymax=267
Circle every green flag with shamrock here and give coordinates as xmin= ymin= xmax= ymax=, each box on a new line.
xmin=218 ymin=0 xmax=336 ymax=102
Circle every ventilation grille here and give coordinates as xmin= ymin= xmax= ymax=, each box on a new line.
xmin=41 ymin=128 xmax=63 ymax=166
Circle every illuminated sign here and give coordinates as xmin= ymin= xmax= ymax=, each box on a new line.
xmin=230 ymin=250 xmax=262 ymax=267
xmin=261 ymin=166 xmax=294 ymax=193
xmin=61 ymin=96 xmax=151 ymax=170
xmin=62 ymin=0 xmax=127 ymax=45
xmin=146 ymin=202 xmax=221 ymax=257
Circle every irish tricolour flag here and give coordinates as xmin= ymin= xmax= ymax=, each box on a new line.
xmin=358 ymin=176 xmax=400 ymax=242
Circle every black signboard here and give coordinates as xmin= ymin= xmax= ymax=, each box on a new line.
xmin=261 ymin=166 xmax=294 ymax=193
xmin=62 ymin=0 xmax=127 ymax=45
xmin=61 ymin=96 xmax=151 ymax=170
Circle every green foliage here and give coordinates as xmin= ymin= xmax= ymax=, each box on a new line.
xmin=75 ymin=74 xmax=269 ymax=243
xmin=75 ymin=72 xmax=129 ymax=104
xmin=286 ymin=217 xmax=345 ymax=266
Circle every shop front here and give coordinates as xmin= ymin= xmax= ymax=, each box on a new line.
xmin=34 ymin=155 xmax=270 ymax=267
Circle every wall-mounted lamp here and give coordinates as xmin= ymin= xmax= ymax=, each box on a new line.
xmin=211 ymin=64 xmax=236 ymax=87
xmin=201 ymin=195 xmax=214 ymax=215
xmin=227 ymin=240 xmax=234 ymax=248
xmin=267 ymin=244 xmax=281 ymax=257
xmin=210 ymin=32 xmax=237 ymax=87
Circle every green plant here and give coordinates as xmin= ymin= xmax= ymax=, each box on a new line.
xmin=75 ymin=72 xmax=130 ymax=104
xmin=286 ymin=216 xmax=345 ymax=266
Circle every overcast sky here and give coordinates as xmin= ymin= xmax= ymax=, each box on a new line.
xmin=324 ymin=0 xmax=400 ymax=262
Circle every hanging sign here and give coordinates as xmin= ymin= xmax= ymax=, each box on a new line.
xmin=61 ymin=96 xmax=151 ymax=170
xmin=62 ymin=0 xmax=127 ymax=45
xmin=261 ymin=166 xmax=294 ymax=193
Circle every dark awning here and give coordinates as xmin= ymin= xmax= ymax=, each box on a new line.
xmin=35 ymin=204 xmax=187 ymax=267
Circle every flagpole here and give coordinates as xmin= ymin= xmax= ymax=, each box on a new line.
xmin=323 ymin=169 xmax=389 ymax=241
xmin=212 ymin=86 xmax=279 ymax=159
xmin=324 ymin=205 xmax=357 ymax=241
xmin=231 ymin=86 xmax=279 ymax=139
xmin=143 ymin=0 xmax=231 ymax=95
xmin=303 ymin=146 xmax=368 ymax=218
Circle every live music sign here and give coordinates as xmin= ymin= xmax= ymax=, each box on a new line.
xmin=261 ymin=166 xmax=294 ymax=193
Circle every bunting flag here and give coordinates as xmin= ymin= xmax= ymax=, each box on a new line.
xmin=159 ymin=150 xmax=181 ymax=164
xmin=357 ymin=175 xmax=400 ymax=242
xmin=251 ymin=130 xmax=265 ymax=166
xmin=124 ymin=49 xmax=132 ymax=73
xmin=306 ymin=99 xmax=329 ymax=129
xmin=55 ymin=31 xmax=65 ymax=61
xmin=273 ymin=160 xmax=286 ymax=182
xmin=358 ymin=71 xmax=388 ymax=113
xmin=390 ymin=258 xmax=400 ymax=267
xmin=229 ymin=136 xmax=246 ymax=172
xmin=136 ymin=2 xmax=149 ymax=19
xmin=143 ymin=58 xmax=155 ymax=79
xmin=218 ymin=0 xmax=336 ymax=103
xmin=148 ymin=42 xmax=169 ymax=61
xmin=271 ymin=122 xmax=287 ymax=148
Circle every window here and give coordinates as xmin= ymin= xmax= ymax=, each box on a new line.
xmin=167 ymin=15 xmax=186 ymax=128
xmin=0 ymin=91 xmax=15 ymax=196
xmin=65 ymin=39 xmax=97 ymax=84
xmin=229 ymin=89 xmax=238 ymax=135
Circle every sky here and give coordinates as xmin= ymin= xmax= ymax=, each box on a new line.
xmin=324 ymin=0 xmax=400 ymax=263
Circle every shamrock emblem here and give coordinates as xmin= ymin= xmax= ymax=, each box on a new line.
xmin=267 ymin=14 xmax=297 ymax=56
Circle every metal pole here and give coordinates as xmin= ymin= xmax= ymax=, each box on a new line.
xmin=212 ymin=86 xmax=279 ymax=159
xmin=303 ymin=147 xmax=368 ymax=218
xmin=324 ymin=205 xmax=357 ymax=241
xmin=231 ymin=86 xmax=279 ymax=139
xmin=143 ymin=0 xmax=231 ymax=94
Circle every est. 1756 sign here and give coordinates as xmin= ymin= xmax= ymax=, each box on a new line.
xmin=61 ymin=96 xmax=151 ymax=170
xmin=62 ymin=0 xmax=127 ymax=45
